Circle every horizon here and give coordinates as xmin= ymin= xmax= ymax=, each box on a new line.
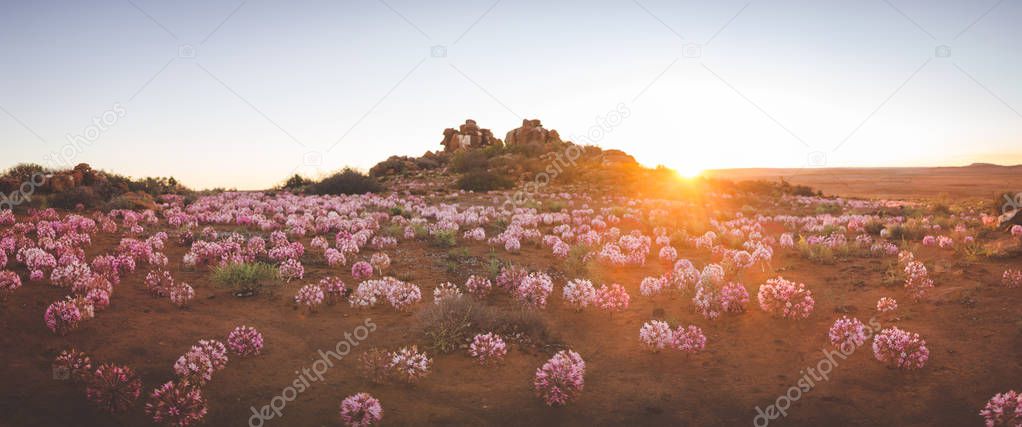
xmin=2 ymin=0 xmax=1021 ymax=190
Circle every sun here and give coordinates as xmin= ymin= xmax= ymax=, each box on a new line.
xmin=674 ymin=165 xmax=703 ymax=179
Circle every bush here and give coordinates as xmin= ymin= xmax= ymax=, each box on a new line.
xmin=211 ymin=262 xmax=279 ymax=296
xmin=281 ymin=174 xmax=311 ymax=191
xmin=369 ymin=156 xmax=408 ymax=177
xmin=416 ymin=297 xmax=555 ymax=354
xmin=430 ymin=230 xmax=457 ymax=248
xmin=49 ymin=187 xmax=103 ymax=210
xmin=309 ymin=168 xmax=382 ymax=195
xmin=449 ymin=150 xmax=489 ymax=173
xmin=456 ymin=171 xmax=513 ymax=192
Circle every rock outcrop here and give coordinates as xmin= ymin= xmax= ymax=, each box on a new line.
xmin=441 ymin=120 xmax=501 ymax=152
xmin=504 ymin=119 xmax=562 ymax=146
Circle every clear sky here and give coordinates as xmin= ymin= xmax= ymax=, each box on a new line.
xmin=1 ymin=0 xmax=1020 ymax=189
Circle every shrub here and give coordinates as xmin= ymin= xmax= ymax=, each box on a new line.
xmin=309 ymin=168 xmax=382 ymax=195
xmin=53 ymin=348 xmax=93 ymax=383
xmin=449 ymin=149 xmax=489 ymax=173
xmin=672 ymin=325 xmax=706 ymax=353
xmin=49 ymin=186 xmax=103 ymax=210
xmin=358 ymin=348 xmax=394 ymax=384
xmin=430 ymin=230 xmax=457 ymax=248
xmin=417 ymin=297 xmax=554 ymax=354
xmin=211 ymin=262 xmax=279 ymax=296
xmin=456 ymin=171 xmax=513 ymax=192
xmin=639 ymin=320 xmax=674 ymax=352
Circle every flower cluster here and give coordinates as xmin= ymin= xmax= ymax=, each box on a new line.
xmin=278 ymin=258 xmax=305 ymax=282
xmin=1002 ymin=269 xmax=1022 ymax=289
xmin=516 ymin=272 xmax=554 ymax=308
xmin=295 ymin=283 xmax=325 ymax=310
xmin=828 ymin=316 xmax=866 ymax=348
xmin=351 ymin=261 xmax=374 ymax=280
xmin=876 ymin=297 xmax=898 ymax=312
xmin=639 ymin=320 xmax=674 ymax=352
xmin=562 ymin=279 xmax=597 ymax=311
xmin=145 ymin=381 xmax=208 ymax=427
xmin=979 ymin=390 xmax=1022 ymax=427
xmin=0 ymin=270 xmax=22 ymax=298
xmin=86 ymin=364 xmax=142 ymax=413
xmin=534 ymin=350 xmax=586 ymax=406
xmin=904 ymin=261 xmax=934 ymax=300
xmin=226 ymin=325 xmax=264 ymax=357
xmin=44 ymin=299 xmax=82 ymax=335
xmin=720 ymin=282 xmax=749 ymax=313
xmin=53 ymin=347 xmax=93 ymax=382
xmin=339 ymin=392 xmax=383 ymax=427
xmin=757 ymin=277 xmax=815 ymax=319
xmin=468 ymin=333 xmax=508 ymax=365
xmin=370 ymin=252 xmax=390 ymax=273
xmin=672 ymin=325 xmax=707 ymax=353
xmin=594 ymin=283 xmax=630 ymax=313
xmin=320 ymin=276 xmax=349 ymax=303
xmin=432 ymin=282 xmax=462 ymax=304
xmin=169 ymin=283 xmax=195 ymax=307
xmin=872 ymin=327 xmax=929 ymax=370
xmin=639 ymin=276 xmax=667 ymax=297
xmin=388 ymin=346 xmax=432 ymax=383
xmin=464 ymin=275 xmax=492 ymax=298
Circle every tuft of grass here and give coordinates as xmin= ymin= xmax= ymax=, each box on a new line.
xmin=211 ymin=262 xmax=279 ymax=296
xmin=430 ymin=230 xmax=457 ymax=248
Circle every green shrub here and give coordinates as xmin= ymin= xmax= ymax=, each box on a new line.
xmin=430 ymin=230 xmax=457 ymax=248
xmin=449 ymin=150 xmax=489 ymax=173
xmin=456 ymin=171 xmax=513 ymax=192
xmin=309 ymin=168 xmax=383 ymax=195
xmin=212 ymin=262 xmax=279 ymax=296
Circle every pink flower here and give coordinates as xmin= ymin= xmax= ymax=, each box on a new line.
xmin=594 ymin=283 xmax=630 ymax=313
xmin=876 ymin=297 xmax=898 ymax=312
xmin=534 ymin=350 xmax=585 ymax=406
xmin=562 ymin=279 xmax=597 ymax=310
xmin=351 ymin=261 xmax=374 ymax=280
xmin=464 ymin=275 xmax=493 ymax=298
xmin=325 ymin=248 xmax=346 ymax=267
xmin=1012 ymin=225 xmax=1022 ymax=237
xmin=904 ymin=261 xmax=933 ymax=300
xmin=496 ymin=265 xmax=527 ymax=291
xmin=516 ymin=272 xmax=554 ymax=309
xmin=469 ymin=333 xmax=507 ymax=365
xmin=320 ymin=277 xmax=349 ymax=303
xmin=169 ymin=283 xmax=195 ymax=308
xmin=639 ymin=320 xmax=673 ymax=352
xmin=872 ymin=327 xmax=929 ymax=370
xmin=226 ymin=325 xmax=264 ymax=357
xmin=720 ymin=282 xmax=749 ymax=313
xmin=44 ymin=299 xmax=82 ymax=335
xmin=672 ymin=325 xmax=706 ymax=353
xmin=658 ymin=246 xmax=678 ymax=264
xmin=339 ymin=392 xmax=383 ymax=427
xmin=639 ymin=276 xmax=667 ymax=297
xmin=757 ymin=277 xmax=815 ymax=319
xmin=86 ymin=364 xmax=142 ymax=413
xmin=145 ymin=381 xmax=207 ymax=427
xmin=53 ymin=348 xmax=93 ymax=382
xmin=145 ymin=269 xmax=174 ymax=297
xmin=295 ymin=284 xmax=325 ymax=310
xmin=828 ymin=316 xmax=866 ymax=348
xmin=388 ymin=346 xmax=431 ymax=383
xmin=86 ymin=288 xmax=111 ymax=311
xmin=1002 ymin=269 xmax=1022 ymax=289
xmin=279 ymin=259 xmax=305 ymax=282
xmin=0 ymin=270 xmax=22 ymax=298
xmin=980 ymin=390 xmax=1022 ymax=427
xmin=370 ymin=252 xmax=391 ymax=273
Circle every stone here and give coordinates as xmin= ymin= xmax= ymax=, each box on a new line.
xmin=441 ymin=119 xmax=501 ymax=152
xmin=504 ymin=119 xmax=562 ymax=146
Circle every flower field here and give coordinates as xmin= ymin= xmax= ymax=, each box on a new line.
xmin=1 ymin=186 xmax=1020 ymax=426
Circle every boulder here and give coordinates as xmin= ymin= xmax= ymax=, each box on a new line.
xmin=441 ymin=120 xmax=501 ymax=152
xmin=504 ymin=119 xmax=562 ymax=146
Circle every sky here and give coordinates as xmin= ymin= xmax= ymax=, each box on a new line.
xmin=0 ymin=0 xmax=1020 ymax=190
